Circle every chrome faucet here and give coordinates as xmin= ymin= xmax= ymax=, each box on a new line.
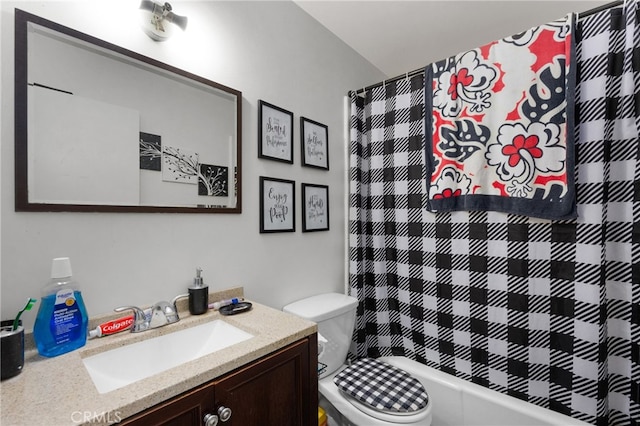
xmin=115 ymin=295 xmax=186 ymax=333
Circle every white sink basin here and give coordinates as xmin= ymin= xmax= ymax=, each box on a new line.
xmin=82 ymin=320 xmax=253 ymax=393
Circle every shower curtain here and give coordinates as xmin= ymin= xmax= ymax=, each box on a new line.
xmin=348 ymin=2 xmax=639 ymax=425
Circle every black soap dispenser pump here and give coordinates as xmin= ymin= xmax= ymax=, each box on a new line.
xmin=188 ymin=267 xmax=208 ymax=315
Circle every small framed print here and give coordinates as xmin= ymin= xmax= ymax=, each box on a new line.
xmin=301 ymin=117 xmax=329 ymax=170
xmin=258 ymin=100 xmax=294 ymax=163
xmin=260 ymin=176 xmax=295 ymax=233
xmin=302 ymin=183 xmax=329 ymax=232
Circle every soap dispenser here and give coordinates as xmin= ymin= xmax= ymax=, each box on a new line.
xmin=188 ymin=267 xmax=208 ymax=315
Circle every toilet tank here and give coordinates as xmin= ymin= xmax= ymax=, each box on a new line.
xmin=283 ymin=293 xmax=358 ymax=378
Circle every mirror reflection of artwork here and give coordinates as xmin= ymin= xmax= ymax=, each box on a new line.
xmin=139 ymin=132 xmax=162 ymax=171
xmin=162 ymin=146 xmax=199 ymax=184
xmin=198 ymin=164 xmax=228 ymax=196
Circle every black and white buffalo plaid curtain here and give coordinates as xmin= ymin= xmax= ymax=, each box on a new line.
xmin=348 ymin=2 xmax=639 ymax=425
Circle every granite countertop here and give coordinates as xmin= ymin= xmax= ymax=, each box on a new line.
xmin=0 ymin=287 xmax=317 ymax=426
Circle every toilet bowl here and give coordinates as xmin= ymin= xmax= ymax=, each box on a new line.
xmin=283 ymin=293 xmax=432 ymax=426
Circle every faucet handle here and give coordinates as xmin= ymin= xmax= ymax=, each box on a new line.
xmin=171 ymin=293 xmax=189 ymax=311
xmin=172 ymin=293 xmax=189 ymax=304
xmin=166 ymin=293 xmax=188 ymax=324
xmin=114 ymin=306 xmax=149 ymax=333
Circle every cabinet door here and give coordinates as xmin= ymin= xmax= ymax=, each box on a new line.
xmin=120 ymin=384 xmax=215 ymax=426
xmin=120 ymin=335 xmax=317 ymax=426
xmin=213 ymin=336 xmax=317 ymax=426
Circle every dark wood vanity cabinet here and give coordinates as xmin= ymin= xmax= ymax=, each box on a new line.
xmin=121 ymin=335 xmax=318 ymax=426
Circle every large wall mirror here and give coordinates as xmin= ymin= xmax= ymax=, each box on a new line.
xmin=14 ymin=9 xmax=242 ymax=213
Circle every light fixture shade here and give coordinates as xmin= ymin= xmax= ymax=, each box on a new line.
xmin=139 ymin=0 xmax=188 ymax=41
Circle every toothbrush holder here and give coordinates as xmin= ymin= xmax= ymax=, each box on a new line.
xmin=1 ymin=320 xmax=24 ymax=380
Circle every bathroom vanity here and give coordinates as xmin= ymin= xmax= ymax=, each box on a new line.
xmin=0 ymin=288 xmax=318 ymax=425
xmin=121 ymin=337 xmax=314 ymax=425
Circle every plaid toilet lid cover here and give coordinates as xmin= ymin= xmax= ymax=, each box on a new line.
xmin=333 ymin=358 xmax=429 ymax=413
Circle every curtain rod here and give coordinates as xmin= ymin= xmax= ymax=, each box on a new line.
xmin=349 ymin=0 xmax=623 ymax=97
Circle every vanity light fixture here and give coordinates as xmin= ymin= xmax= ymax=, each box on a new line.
xmin=139 ymin=0 xmax=188 ymax=41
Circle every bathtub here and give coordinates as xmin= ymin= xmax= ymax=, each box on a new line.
xmin=325 ymin=356 xmax=591 ymax=426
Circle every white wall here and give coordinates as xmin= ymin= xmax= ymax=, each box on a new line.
xmin=0 ymin=0 xmax=386 ymax=331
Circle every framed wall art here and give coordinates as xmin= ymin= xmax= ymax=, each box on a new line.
xmin=260 ymin=176 xmax=295 ymax=233
xmin=258 ymin=100 xmax=293 ymax=163
xmin=302 ymin=183 xmax=329 ymax=232
xmin=300 ymin=117 xmax=329 ymax=170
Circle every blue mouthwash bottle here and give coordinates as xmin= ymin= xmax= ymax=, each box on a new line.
xmin=33 ymin=257 xmax=89 ymax=357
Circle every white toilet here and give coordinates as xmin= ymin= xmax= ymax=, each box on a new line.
xmin=283 ymin=293 xmax=432 ymax=426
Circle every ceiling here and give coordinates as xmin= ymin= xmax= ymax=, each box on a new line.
xmin=294 ymin=0 xmax=613 ymax=80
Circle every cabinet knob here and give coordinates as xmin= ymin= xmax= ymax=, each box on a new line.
xmin=218 ymin=406 xmax=232 ymax=422
xmin=203 ymin=413 xmax=219 ymax=426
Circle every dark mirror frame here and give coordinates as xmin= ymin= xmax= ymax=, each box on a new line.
xmin=14 ymin=9 xmax=242 ymax=213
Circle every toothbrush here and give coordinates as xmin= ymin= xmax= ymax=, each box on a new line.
xmin=13 ymin=298 xmax=37 ymax=330
xmin=209 ymin=297 xmax=244 ymax=310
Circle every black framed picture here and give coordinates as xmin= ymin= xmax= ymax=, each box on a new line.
xmin=260 ymin=176 xmax=295 ymax=233
xmin=302 ymin=183 xmax=329 ymax=232
xmin=300 ymin=117 xmax=329 ymax=170
xmin=258 ymin=100 xmax=293 ymax=163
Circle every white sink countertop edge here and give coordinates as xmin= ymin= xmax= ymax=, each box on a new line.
xmin=0 ymin=287 xmax=317 ymax=426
